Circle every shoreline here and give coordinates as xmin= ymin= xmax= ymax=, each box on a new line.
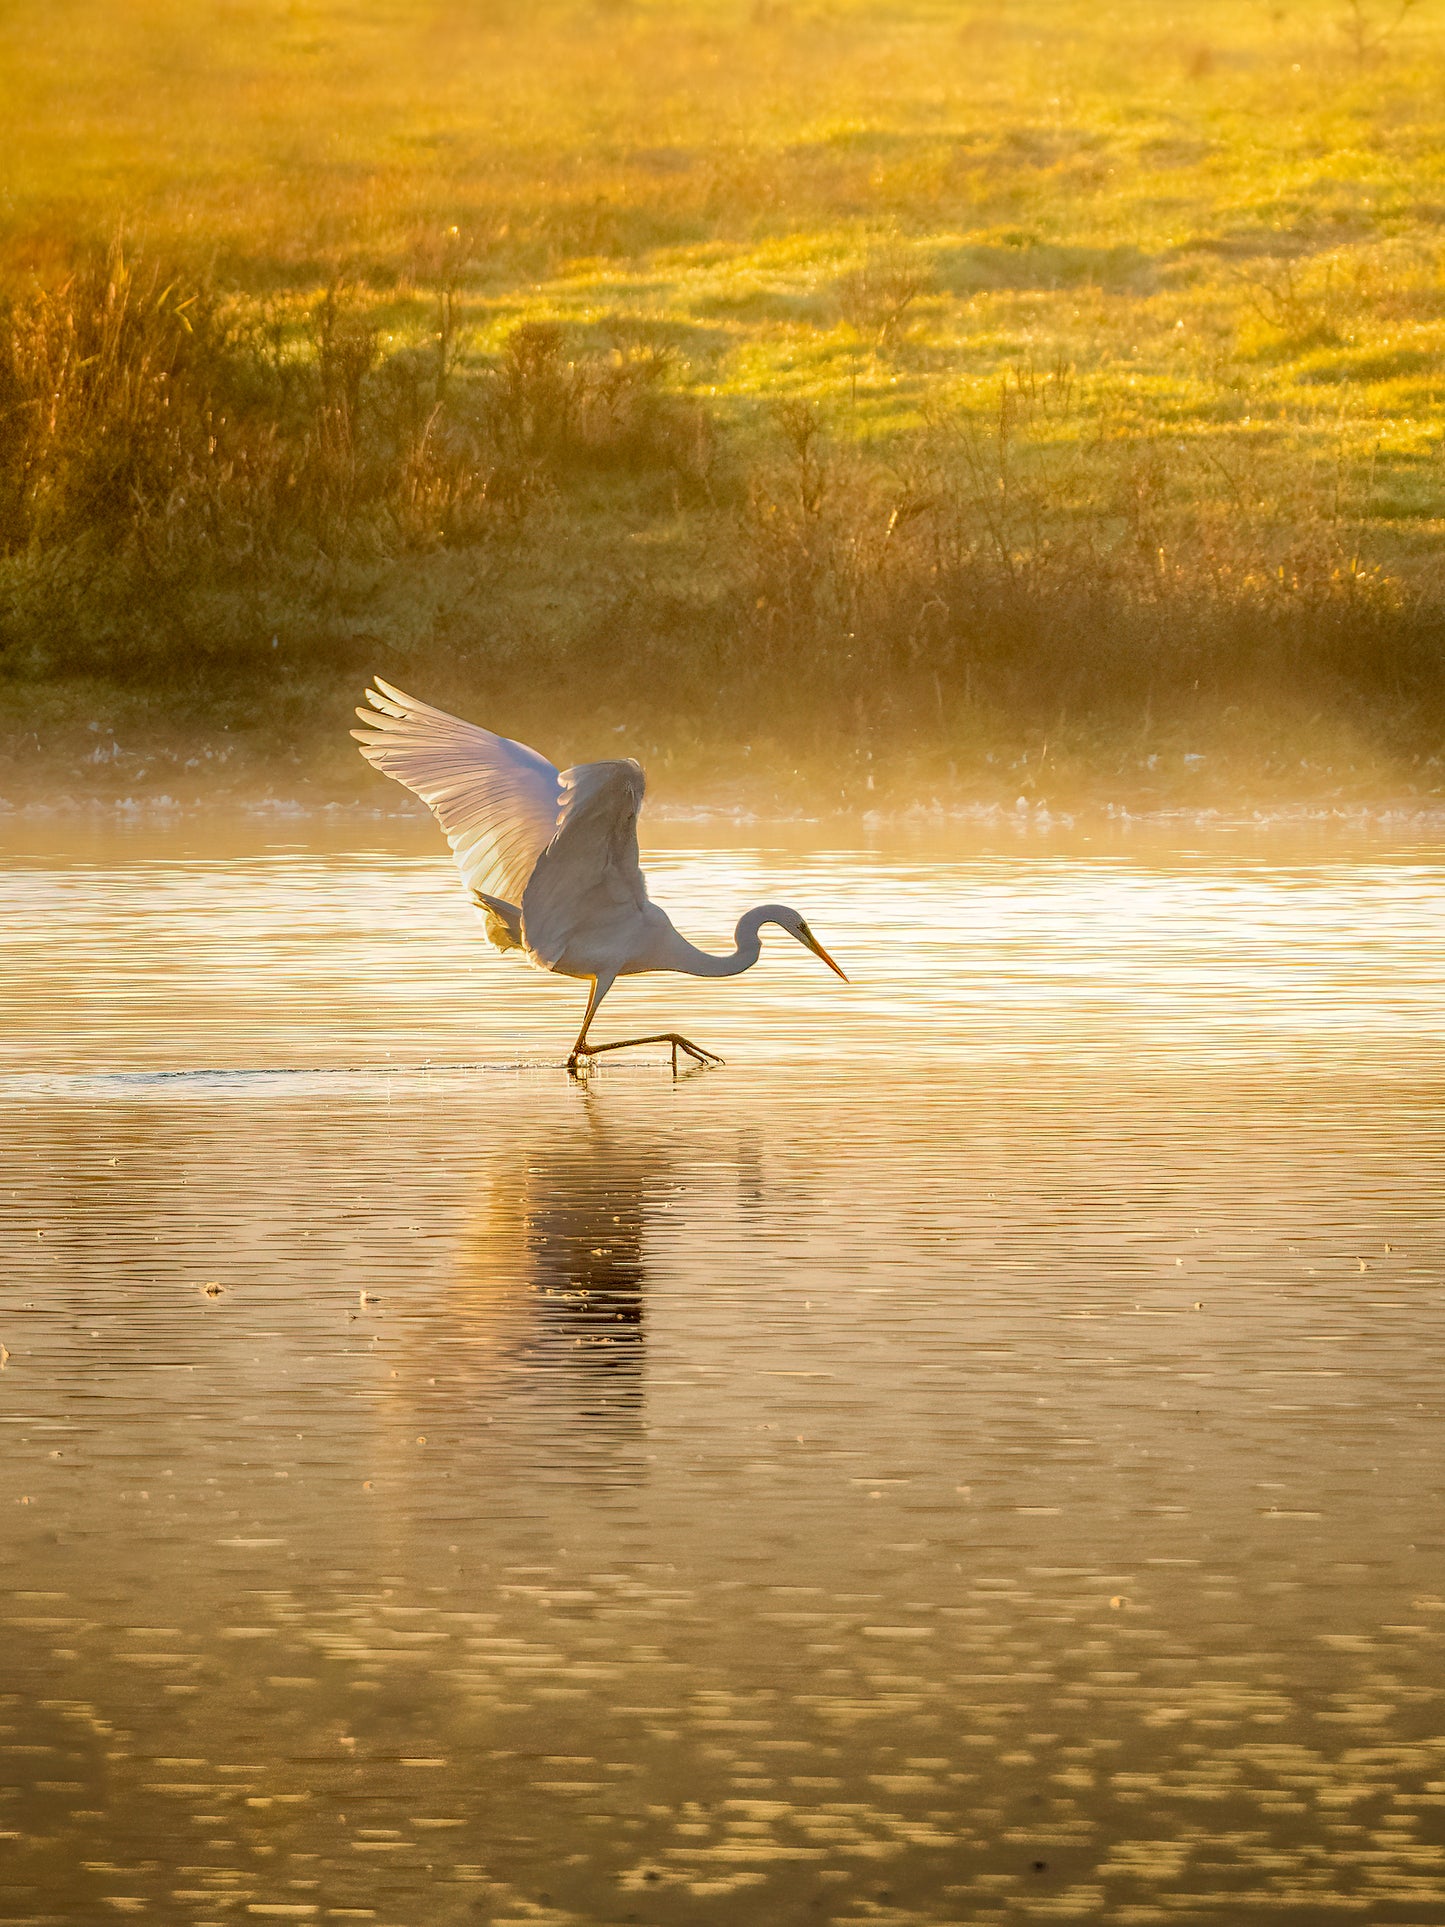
xmin=4 ymin=787 xmax=1444 ymax=839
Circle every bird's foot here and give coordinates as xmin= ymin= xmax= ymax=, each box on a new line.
xmin=667 ymin=1034 xmax=725 ymax=1073
xmin=567 ymin=1033 xmax=724 ymax=1075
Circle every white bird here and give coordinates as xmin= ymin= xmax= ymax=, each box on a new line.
xmin=352 ymin=679 xmax=847 ymax=1071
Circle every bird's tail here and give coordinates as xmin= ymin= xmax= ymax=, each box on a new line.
xmin=472 ymin=890 xmax=523 ymax=953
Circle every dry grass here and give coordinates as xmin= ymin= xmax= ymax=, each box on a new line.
xmin=1 ymin=0 xmax=1444 ymax=803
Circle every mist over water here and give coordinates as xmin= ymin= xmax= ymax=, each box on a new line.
xmin=3 ymin=825 xmax=1444 ymax=1924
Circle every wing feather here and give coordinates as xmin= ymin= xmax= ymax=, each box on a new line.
xmin=351 ymin=677 xmax=561 ymax=906
xmin=521 ymin=759 xmax=649 ymax=969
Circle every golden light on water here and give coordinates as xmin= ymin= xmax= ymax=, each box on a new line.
xmin=4 ymin=821 xmax=1445 ymax=1918
xmin=6 ymin=828 xmax=1443 ymax=1078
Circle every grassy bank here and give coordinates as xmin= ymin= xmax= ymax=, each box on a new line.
xmin=1 ymin=0 xmax=1444 ymax=808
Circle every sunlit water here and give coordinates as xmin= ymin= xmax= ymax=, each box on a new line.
xmin=2 ymin=822 xmax=1444 ymax=1925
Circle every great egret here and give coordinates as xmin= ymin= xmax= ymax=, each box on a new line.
xmin=351 ymin=679 xmax=847 ymax=1071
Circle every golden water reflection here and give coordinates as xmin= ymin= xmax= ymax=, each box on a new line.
xmin=446 ymin=1098 xmax=663 ymax=1444
xmin=2 ymin=824 xmax=1444 ymax=1924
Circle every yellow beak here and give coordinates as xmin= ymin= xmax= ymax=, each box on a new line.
xmin=800 ymin=927 xmax=848 ymax=982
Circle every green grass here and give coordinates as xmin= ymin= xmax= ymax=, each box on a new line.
xmin=2 ymin=0 xmax=1445 ymax=808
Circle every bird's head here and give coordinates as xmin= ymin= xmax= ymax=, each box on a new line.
xmin=756 ymin=905 xmax=849 ymax=981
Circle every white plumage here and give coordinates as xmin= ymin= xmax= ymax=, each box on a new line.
xmin=348 ymin=677 xmax=560 ymax=906
xmin=352 ymin=678 xmax=848 ymax=1070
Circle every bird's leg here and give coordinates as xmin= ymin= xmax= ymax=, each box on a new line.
xmin=567 ymin=977 xmax=720 ymax=1074
xmin=566 ymin=977 xmax=610 ymax=1075
xmin=570 ymin=1032 xmax=724 ymax=1071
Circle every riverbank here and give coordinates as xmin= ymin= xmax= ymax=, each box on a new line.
xmin=4 ymin=0 xmax=1445 ymax=805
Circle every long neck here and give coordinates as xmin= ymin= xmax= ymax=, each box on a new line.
xmin=668 ymin=905 xmax=771 ymax=978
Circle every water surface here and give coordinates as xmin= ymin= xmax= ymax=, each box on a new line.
xmin=2 ymin=823 xmax=1443 ymax=1925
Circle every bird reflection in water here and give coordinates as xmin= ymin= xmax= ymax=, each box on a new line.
xmin=443 ymin=1093 xmax=675 ymax=1458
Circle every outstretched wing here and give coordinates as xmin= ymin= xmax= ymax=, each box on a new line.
xmin=521 ymin=759 xmax=649 ymax=968
xmin=351 ymin=678 xmax=561 ymax=906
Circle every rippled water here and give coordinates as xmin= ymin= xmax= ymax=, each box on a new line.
xmin=2 ymin=822 xmax=1444 ymax=1925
